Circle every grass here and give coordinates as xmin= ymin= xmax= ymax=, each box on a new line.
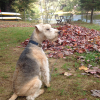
xmin=0 ymin=72 xmax=9 ymax=79
xmin=0 ymin=27 xmax=33 ymax=49
xmin=0 ymin=21 xmax=100 ymax=100
xmin=75 ymin=51 xmax=100 ymax=67
xmin=72 ymin=20 xmax=100 ymax=31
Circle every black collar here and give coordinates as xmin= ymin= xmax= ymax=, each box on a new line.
xmin=29 ymin=40 xmax=39 ymax=46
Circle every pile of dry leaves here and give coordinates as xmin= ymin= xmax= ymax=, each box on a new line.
xmin=22 ymin=24 xmax=100 ymax=58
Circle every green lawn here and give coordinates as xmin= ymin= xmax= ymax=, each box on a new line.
xmin=72 ymin=21 xmax=100 ymax=31
xmin=0 ymin=27 xmax=34 ymax=52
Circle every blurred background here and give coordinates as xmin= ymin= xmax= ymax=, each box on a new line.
xmin=0 ymin=0 xmax=100 ymax=25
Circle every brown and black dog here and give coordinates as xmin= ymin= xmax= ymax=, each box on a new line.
xmin=9 ymin=23 xmax=60 ymax=100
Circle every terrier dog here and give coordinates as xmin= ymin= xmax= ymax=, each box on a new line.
xmin=9 ymin=23 xmax=60 ymax=100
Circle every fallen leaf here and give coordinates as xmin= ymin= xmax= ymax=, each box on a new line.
xmin=85 ymin=69 xmax=97 ymax=74
xmin=91 ymin=90 xmax=100 ymax=97
xmin=63 ymin=50 xmax=72 ymax=56
xmin=60 ymin=72 xmax=65 ymax=75
xmin=57 ymin=52 xmax=64 ymax=58
xmin=81 ymin=73 xmax=87 ymax=75
xmin=64 ymin=72 xmax=73 ymax=76
xmin=93 ymin=67 xmax=99 ymax=71
xmin=97 ymin=69 xmax=100 ymax=74
xmin=17 ymin=46 xmax=21 ymax=48
xmin=78 ymin=98 xmax=87 ymax=100
xmin=79 ymin=65 xmax=88 ymax=71
xmin=87 ymin=64 xmax=92 ymax=68
xmin=94 ymin=74 xmax=100 ymax=78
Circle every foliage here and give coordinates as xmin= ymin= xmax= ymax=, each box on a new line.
xmin=39 ymin=0 xmax=61 ymax=23
xmin=60 ymin=0 xmax=80 ymax=12
xmin=13 ymin=0 xmax=36 ymax=12
xmin=79 ymin=0 xmax=100 ymax=23
xmin=25 ymin=4 xmax=40 ymax=22
xmin=80 ymin=0 xmax=100 ymax=11
xmin=12 ymin=0 xmax=37 ymax=20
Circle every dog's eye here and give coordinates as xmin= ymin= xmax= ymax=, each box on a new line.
xmin=46 ymin=29 xmax=50 ymax=31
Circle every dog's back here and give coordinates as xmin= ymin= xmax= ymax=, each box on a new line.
xmin=13 ymin=43 xmax=40 ymax=94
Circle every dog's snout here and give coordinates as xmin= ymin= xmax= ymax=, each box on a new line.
xmin=58 ymin=30 xmax=61 ymax=35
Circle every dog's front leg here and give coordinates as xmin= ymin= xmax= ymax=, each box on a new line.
xmin=41 ymin=59 xmax=50 ymax=87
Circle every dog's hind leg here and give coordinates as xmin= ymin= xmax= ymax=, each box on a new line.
xmin=26 ymin=89 xmax=44 ymax=100
xmin=9 ymin=93 xmax=18 ymax=100
xmin=26 ymin=78 xmax=44 ymax=100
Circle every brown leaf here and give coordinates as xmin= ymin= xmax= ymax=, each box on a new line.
xmin=97 ymin=69 xmax=100 ymax=74
xmin=79 ymin=65 xmax=88 ymax=71
xmin=64 ymin=72 xmax=73 ymax=76
xmin=78 ymin=98 xmax=87 ymax=100
xmin=85 ymin=69 xmax=97 ymax=74
xmin=91 ymin=90 xmax=100 ymax=97
xmin=57 ymin=52 xmax=64 ymax=58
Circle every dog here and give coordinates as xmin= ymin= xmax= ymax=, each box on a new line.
xmin=9 ymin=23 xmax=60 ymax=100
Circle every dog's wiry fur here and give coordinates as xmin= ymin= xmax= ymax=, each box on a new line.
xmin=9 ymin=23 xmax=60 ymax=100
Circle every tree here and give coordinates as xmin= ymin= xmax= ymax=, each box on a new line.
xmin=0 ymin=0 xmax=15 ymax=12
xmin=39 ymin=0 xmax=60 ymax=23
xmin=13 ymin=0 xmax=37 ymax=20
xmin=80 ymin=0 xmax=100 ymax=23
xmin=14 ymin=0 xmax=36 ymax=12
xmin=25 ymin=3 xmax=40 ymax=22
xmin=62 ymin=0 xmax=80 ymax=13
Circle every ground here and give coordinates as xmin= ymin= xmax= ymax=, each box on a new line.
xmin=0 ymin=21 xmax=100 ymax=100
xmin=1 ymin=47 xmax=100 ymax=100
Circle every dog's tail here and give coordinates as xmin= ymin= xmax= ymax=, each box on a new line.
xmin=9 ymin=93 xmax=18 ymax=100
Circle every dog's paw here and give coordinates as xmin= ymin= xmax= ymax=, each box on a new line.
xmin=40 ymin=89 xmax=44 ymax=94
xmin=26 ymin=96 xmax=34 ymax=100
xmin=46 ymin=83 xmax=50 ymax=88
xmin=9 ymin=99 xmax=14 ymax=100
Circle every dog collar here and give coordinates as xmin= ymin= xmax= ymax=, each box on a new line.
xmin=29 ymin=40 xmax=39 ymax=46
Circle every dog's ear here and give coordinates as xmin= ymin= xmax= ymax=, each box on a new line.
xmin=35 ymin=23 xmax=43 ymax=33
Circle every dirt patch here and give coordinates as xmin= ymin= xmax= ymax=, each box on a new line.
xmin=0 ymin=21 xmax=35 ymax=28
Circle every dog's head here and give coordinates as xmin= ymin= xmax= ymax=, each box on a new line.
xmin=35 ymin=23 xmax=60 ymax=41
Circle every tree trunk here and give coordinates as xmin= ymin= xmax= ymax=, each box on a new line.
xmin=90 ymin=8 xmax=93 ymax=23
xmin=39 ymin=0 xmax=43 ymax=23
xmin=81 ymin=10 xmax=83 ymax=21
xmin=44 ymin=0 xmax=48 ymax=23
xmin=90 ymin=0 xmax=94 ymax=24
xmin=24 ymin=8 xmax=26 ymax=21
xmin=86 ymin=11 xmax=88 ymax=23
